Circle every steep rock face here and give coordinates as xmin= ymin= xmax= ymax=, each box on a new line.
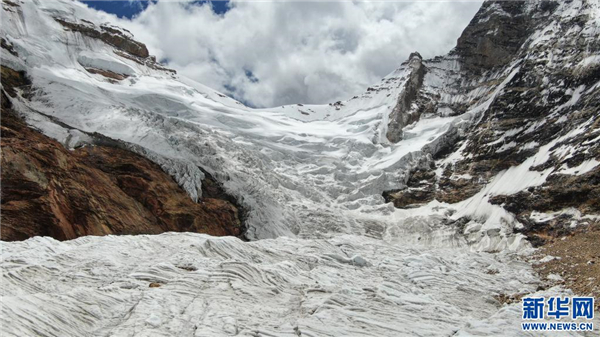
xmin=452 ymin=1 xmax=531 ymax=73
xmin=1 ymin=106 xmax=244 ymax=241
xmin=55 ymin=18 xmax=149 ymax=59
xmin=54 ymin=18 xmax=176 ymax=76
xmin=386 ymin=52 xmax=428 ymax=143
xmin=0 ymin=65 xmax=28 ymax=97
xmin=1 ymin=66 xmax=244 ymax=241
xmin=385 ymin=0 xmax=600 ymax=245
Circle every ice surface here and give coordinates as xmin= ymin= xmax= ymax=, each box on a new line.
xmin=0 ymin=233 xmax=546 ymax=337
xmin=77 ymin=52 xmax=136 ymax=76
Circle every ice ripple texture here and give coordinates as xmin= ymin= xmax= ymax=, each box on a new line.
xmin=2 ymin=233 xmax=549 ymax=337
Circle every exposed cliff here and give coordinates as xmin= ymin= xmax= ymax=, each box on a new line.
xmin=1 ymin=66 xmax=244 ymax=241
xmin=55 ymin=18 xmax=149 ymax=59
xmin=385 ymin=52 xmax=429 ymax=143
xmin=384 ymin=0 xmax=600 ymax=247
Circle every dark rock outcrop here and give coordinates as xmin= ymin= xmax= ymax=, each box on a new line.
xmin=384 ymin=0 xmax=600 ymax=246
xmin=54 ymin=18 xmax=176 ymax=75
xmin=1 ymin=67 xmax=244 ymax=241
xmin=84 ymin=67 xmax=129 ymax=81
xmin=382 ymin=160 xmax=484 ymax=208
xmin=1 ymin=106 xmax=244 ymax=241
xmin=55 ymin=18 xmax=149 ymax=58
xmin=1 ymin=66 xmax=29 ymax=98
xmin=1 ymin=37 xmax=17 ymax=56
xmin=452 ymin=1 xmax=530 ymax=73
xmin=386 ymin=52 xmax=429 ymax=143
xmin=490 ymin=168 xmax=600 ymax=246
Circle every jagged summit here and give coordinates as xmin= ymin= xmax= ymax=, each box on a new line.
xmin=385 ymin=0 xmax=600 ymax=246
xmin=386 ymin=52 xmax=426 ymax=143
xmin=451 ymin=0 xmax=531 ymax=73
xmin=408 ymin=51 xmax=422 ymax=61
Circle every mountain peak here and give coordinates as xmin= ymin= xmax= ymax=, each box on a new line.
xmin=408 ymin=51 xmax=422 ymax=61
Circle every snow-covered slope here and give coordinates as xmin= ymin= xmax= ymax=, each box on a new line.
xmin=2 ymin=0 xmax=599 ymax=335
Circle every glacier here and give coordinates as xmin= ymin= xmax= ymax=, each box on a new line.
xmin=1 ymin=0 xmax=599 ymax=336
xmin=1 ymin=233 xmax=544 ymax=336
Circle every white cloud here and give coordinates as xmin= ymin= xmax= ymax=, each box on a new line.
xmin=116 ymin=0 xmax=483 ymax=107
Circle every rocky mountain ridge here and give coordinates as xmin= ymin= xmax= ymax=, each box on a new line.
xmin=384 ymin=0 xmax=600 ymax=246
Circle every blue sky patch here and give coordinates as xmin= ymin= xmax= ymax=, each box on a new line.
xmin=81 ymin=1 xmax=230 ymax=19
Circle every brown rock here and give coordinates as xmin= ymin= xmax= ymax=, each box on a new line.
xmin=85 ymin=67 xmax=128 ymax=81
xmin=55 ymin=19 xmax=149 ymax=59
xmin=534 ymin=223 xmax=600 ymax=299
xmin=1 ymin=106 xmax=244 ymax=241
xmin=1 ymin=66 xmax=30 ymax=98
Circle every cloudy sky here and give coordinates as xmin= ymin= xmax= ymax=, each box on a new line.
xmin=85 ymin=1 xmax=483 ymax=108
